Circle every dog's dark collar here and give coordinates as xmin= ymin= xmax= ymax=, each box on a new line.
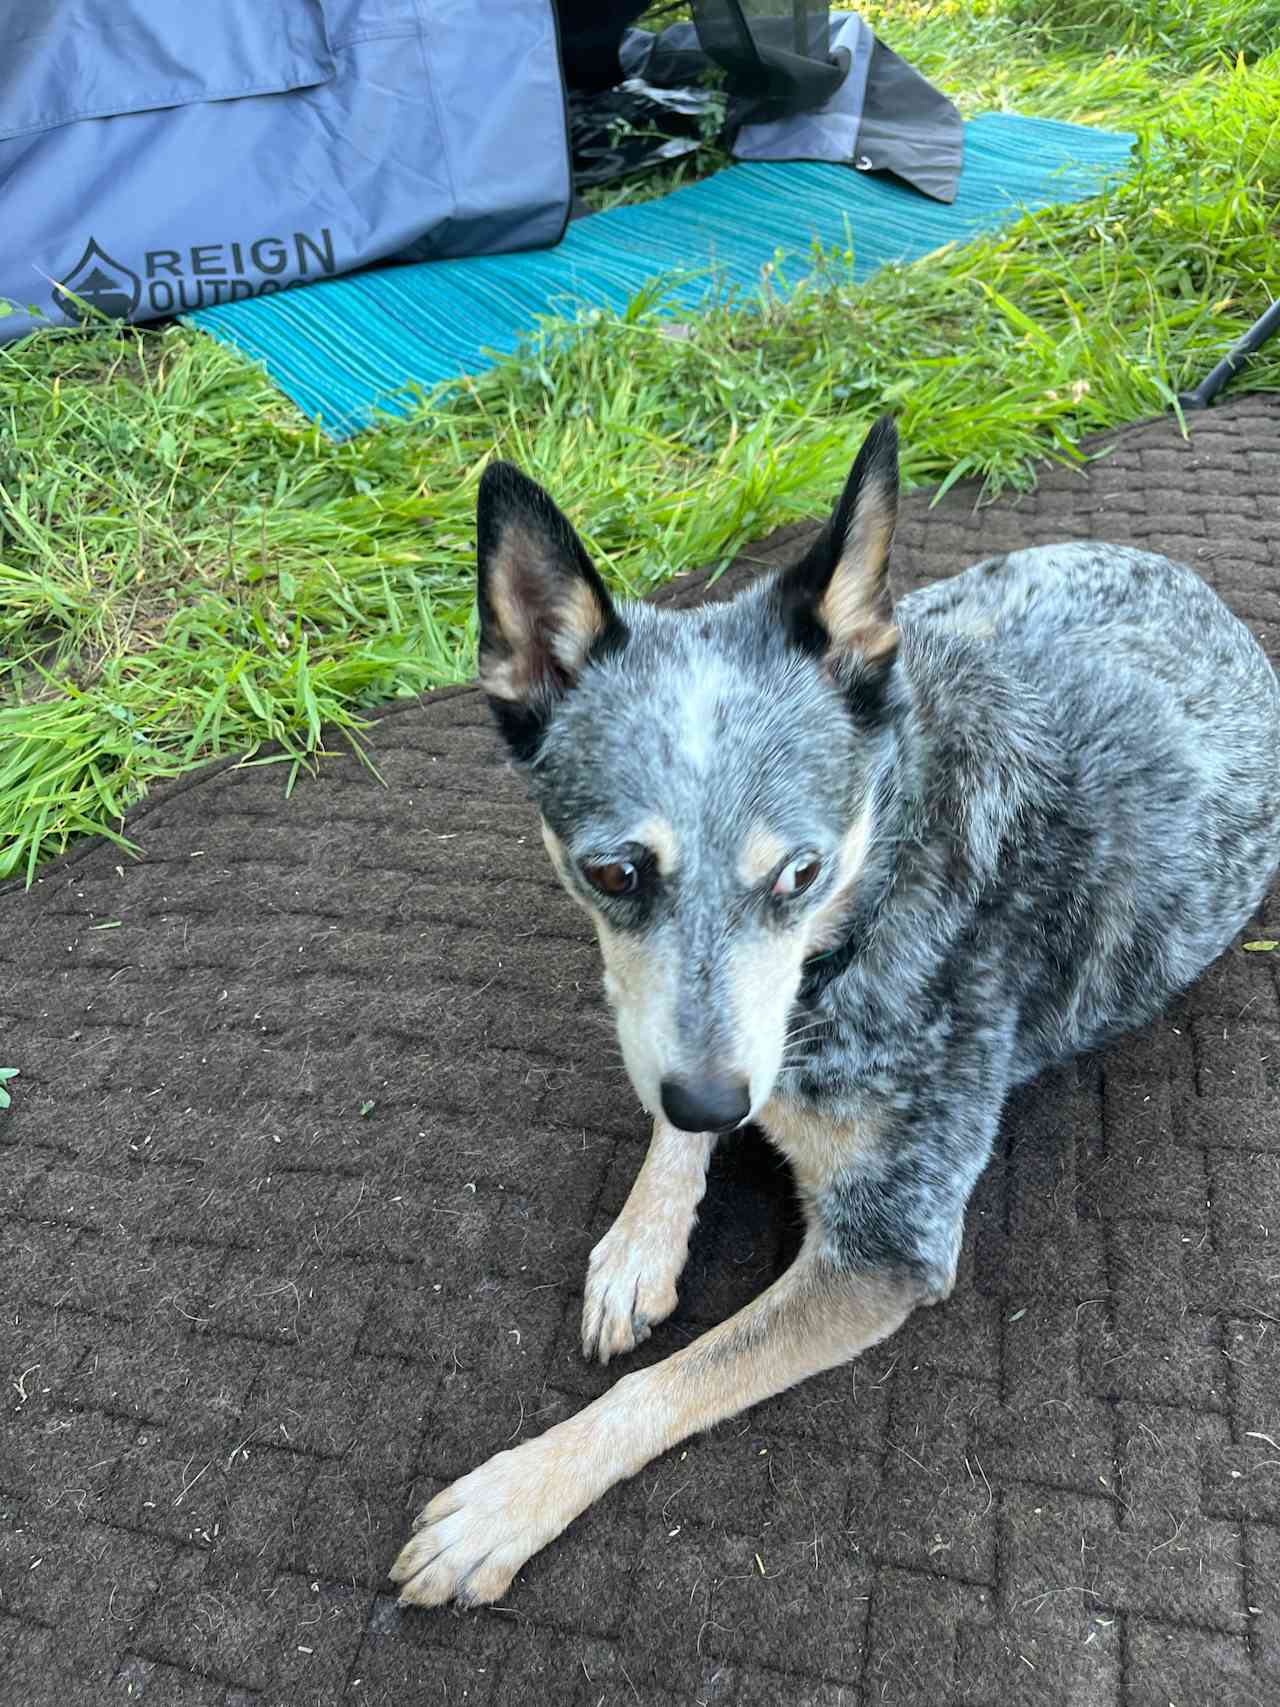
xmin=796 ymin=924 xmax=864 ymax=1006
xmin=795 ymin=770 xmax=908 ymax=1007
xmin=794 ymin=726 xmax=917 ymax=1008
xmin=796 ymin=864 xmax=891 ymax=1003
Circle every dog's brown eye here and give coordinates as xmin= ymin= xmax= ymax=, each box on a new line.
xmin=584 ymin=860 xmax=639 ymax=898
xmin=773 ymin=855 xmax=821 ymax=899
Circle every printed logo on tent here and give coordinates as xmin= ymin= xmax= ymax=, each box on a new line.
xmin=49 ymin=230 xmax=340 ymax=322
xmin=52 ymin=239 xmax=141 ymax=324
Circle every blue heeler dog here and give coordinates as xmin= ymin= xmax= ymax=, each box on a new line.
xmin=392 ymin=416 xmax=1280 ymax=1608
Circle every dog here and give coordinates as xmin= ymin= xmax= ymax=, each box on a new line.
xmin=391 ymin=415 xmax=1280 ymax=1609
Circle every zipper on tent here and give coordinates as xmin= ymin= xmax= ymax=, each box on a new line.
xmin=547 ymin=0 xmax=578 ymax=244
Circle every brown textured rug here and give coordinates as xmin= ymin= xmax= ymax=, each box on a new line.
xmin=2 ymin=395 xmax=1279 ymax=1707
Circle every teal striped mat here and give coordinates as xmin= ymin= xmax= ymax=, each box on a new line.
xmin=188 ymin=113 xmax=1133 ymax=439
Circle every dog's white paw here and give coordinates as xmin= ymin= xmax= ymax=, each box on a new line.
xmin=581 ymin=1217 xmax=681 ymax=1364
xmin=390 ymin=1437 xmax=577 ymax=1608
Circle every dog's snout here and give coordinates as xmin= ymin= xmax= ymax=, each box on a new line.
xmin=660 ymin=1075 xmax=751 ymax=1134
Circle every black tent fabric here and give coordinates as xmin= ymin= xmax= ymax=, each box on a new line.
xmin=617 ymin=7 xmax=964 ymax=202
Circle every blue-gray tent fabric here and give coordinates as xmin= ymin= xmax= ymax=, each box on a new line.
xmin=0 ymin=0 xmax=572 ymax=344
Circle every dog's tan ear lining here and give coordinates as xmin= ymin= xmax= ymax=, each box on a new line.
xmin=475 ymin=461 xmax=620 ymax=707
xmin=819 ymin=457 xmax=899 ymax=667
xmin=774 ymin=415 xmax=900 ymax=678
xmin=479 ymin=519 xmax=612 ymax=702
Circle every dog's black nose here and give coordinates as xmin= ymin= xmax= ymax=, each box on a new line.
xmin=660 ymin=1076 xmax=751 ymax=1133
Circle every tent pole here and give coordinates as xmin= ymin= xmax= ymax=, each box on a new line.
xmin=1178 ymin=298 xmax=1280 ymax=410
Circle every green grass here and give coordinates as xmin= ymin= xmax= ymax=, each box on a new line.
xmin=2 ymin=2 xmax=1279 ymax=882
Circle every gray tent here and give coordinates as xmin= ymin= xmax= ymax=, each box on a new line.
xmin=0 ymin=2 xmax=961 ymax=346
xmin=0 ymin=0 xmax=572 ymax=343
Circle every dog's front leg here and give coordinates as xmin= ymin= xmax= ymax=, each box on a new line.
xmin=390 ymin=1238 xmax=921 ymax=1609
xmin=581 ymin=1117 xmax=715 ymax=1364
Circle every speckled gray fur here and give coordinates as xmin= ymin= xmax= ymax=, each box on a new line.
xmin=478 ymin=444 xmax=1280 ymax=1303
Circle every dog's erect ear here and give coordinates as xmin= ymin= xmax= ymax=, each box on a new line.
xmin=775 ymin=415 xmax=899 ymax=695
xmin=476 ymin=462 xmax=626 ymax=758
